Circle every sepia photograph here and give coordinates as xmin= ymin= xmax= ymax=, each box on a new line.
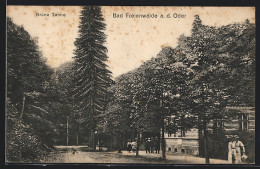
xmin=6 ymin=6 xmax=255 ymax=164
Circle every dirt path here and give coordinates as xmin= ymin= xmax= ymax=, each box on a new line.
xmin=42 ymin=146 xmax=231 ymax=164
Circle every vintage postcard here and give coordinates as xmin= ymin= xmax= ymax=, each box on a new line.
xmin=6 ymin=6 xmax=255 ymax=164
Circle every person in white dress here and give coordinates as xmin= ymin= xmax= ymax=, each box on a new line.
xmin=228 ymin=135 xmax=246 ymax=164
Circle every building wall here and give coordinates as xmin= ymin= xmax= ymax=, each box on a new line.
xmin=165 ymin=137 xmax=199 ymax=156
xmin=165 ymin=129 xmax=199 ymax=156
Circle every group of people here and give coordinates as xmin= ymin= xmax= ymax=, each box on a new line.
xmin=127 ymin=141 xmax=137 ymax=152
xmin=126 ymin=137 xmax=160 ymax=153
xmin=145 ymin=137 xmax=160 ymax=153
xmin=228 ymin=135 xmax=247 ymax=164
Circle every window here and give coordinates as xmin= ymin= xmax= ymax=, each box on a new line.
xmin=174 ymin=148 xmax=178 ymax=152
xmin=213 ymin=119 xmax=224 ymax=134
xmin=238 ymin=114 xmax=248 ymax=131
xmin=181 ymin=149 xmax=185 ymax=153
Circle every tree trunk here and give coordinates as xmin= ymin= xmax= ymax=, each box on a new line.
xmin=122 ymin=133 xmax=125 ymax=150
xmin=109 ymin=136 xmax=113 ymax=150
xmin=20 ymin=94 xmax=26 ymax=119
xmin=88 ymin=131 xmax=91 ymax=147
xmin=198 ymin=125 xmax=202 ymax=157
xmin=118 ymin=136 xmax=122 ymax=153
xmin=110 ymin=136 xmax=113 ymax=150
xmin=93 ymin=131 xmax=96 ymax=150
xmin=115 ymin=136 xmax=117 ymax=150
xmin=160 ymin=94 xmax=166 ymax=159
xmin=203 ymin=116 xmax=210 ymax=164
xmin=202 ymin=83 xmax=209 ymax=164
xmin=98 ymin=136 xmax=101 ymax=151
xmin=76 ymin=131 xmax=79 ymax=146
xmin=136 ymin=133 xmax=140 ymax=157
xmin=131 ymin=128 xmax=134 ymax=142
xmin=76 ymin=124 xmax=79 ymax=146
xmin=161 ymin=119 xmax=166 ymax=160
xmin=66 ymin=116 xmax=69 ymax=146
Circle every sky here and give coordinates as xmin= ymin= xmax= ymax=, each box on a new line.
xmin=6 ymin=6 xmax=255 ymax=78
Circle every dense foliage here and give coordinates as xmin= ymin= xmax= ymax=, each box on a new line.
xmin=6 ymin=17 xmax=60 ymax=162
xmin=104 ymin=15 xmax=255 ymax=161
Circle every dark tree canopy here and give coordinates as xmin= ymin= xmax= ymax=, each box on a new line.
xmin=7 ymin=17 xmax=53 ymax=108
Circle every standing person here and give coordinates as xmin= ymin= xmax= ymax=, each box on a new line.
xmin=228 ymin=135 xmax=246 ymax=164
xmin=131 ymin=139 xmax=137 ymax=152
xmin=155 ymin=136 xmax=160 ymax=153
xmin=145 ymin=138 xmax=150 ymax=153
xmin=127 ymin=140 xmax=132 ymax=153
xmin=150 ymin=137 xmax=155 ymax=153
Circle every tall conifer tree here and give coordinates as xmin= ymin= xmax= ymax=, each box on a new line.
xmin=73 ymin=6 xmax=112 ymax=149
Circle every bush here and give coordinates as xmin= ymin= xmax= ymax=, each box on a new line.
xmin=6 ymin=99 xmax=51 ymax=162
